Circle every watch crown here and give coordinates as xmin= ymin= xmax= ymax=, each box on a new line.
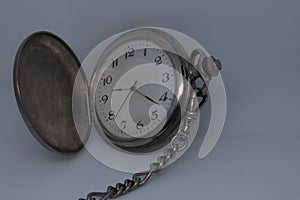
xmin=202 ymin=56 xmax=222 ymax=78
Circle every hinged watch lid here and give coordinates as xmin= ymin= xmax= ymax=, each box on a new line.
xmin=13 ymin=32 xmax=90 ymax=154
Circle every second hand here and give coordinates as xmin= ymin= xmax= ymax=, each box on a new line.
xmin=114 ymin=81 xmax=138 ymax=119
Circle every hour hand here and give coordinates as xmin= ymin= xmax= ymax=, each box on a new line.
xmin=112 ymin=88 xmax=130 ymax=91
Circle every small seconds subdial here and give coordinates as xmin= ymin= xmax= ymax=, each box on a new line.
xmin=95 ymin=43 xmax=177 ymax=140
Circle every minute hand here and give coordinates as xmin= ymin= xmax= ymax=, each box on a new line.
xmin=135 ymin=89 xmax=159 ymax=105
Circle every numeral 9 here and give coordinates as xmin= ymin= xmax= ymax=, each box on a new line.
xmin=99 ymin=95 xmax=108 ymax=104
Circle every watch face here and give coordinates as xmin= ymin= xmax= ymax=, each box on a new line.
xmin=92 ymin=40 xmax=187 ymax=152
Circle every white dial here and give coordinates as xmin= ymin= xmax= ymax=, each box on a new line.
xmin=94 ymin=42 xmax=178 ymax=141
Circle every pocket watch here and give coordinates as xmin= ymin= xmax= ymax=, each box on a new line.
xmin=90 ymin=28 xmax=206 ymax=153
xmin=14 ymin=27 xmax=223 ymax=200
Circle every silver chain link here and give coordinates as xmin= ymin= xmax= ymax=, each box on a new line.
xmin=79 ymin=95 xmax=201 ymax=200
xmin=79 ymin=50 xmax=214 ymax=200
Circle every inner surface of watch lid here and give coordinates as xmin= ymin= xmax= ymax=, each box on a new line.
xmin=13 ymin=31 xmax=90 ymax=154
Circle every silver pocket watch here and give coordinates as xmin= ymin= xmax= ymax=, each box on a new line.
xmin=14 ymin=27 xmax=223 ymax=200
